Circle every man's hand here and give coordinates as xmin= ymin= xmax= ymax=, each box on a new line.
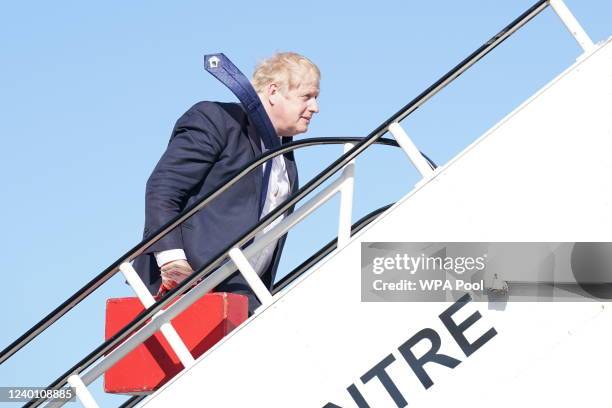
xmin=160 ymin=259 xmax=194 ymax=290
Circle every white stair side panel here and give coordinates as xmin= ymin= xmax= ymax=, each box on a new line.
xmin=367 ymin=38 xmax=612 ymax=244
xmin=139 ymin=39 xmax=612 ymax=408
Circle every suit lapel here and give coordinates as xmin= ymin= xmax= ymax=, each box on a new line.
xmin=245 ymin=118 xmax=263 ymax=199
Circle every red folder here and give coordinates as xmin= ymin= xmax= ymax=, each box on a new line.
xmin=104 ymin=292 xmax=248 ymax=394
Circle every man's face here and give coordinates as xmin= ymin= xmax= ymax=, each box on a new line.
xmin=268 ymin=71 xmax=320 ymax=137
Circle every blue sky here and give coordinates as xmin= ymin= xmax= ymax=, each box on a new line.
xmin=1 ymin=1 xmax=610 ymax=406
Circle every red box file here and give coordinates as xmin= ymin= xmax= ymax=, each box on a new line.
xmin=104 ymin=292 xmax=248 ymax=394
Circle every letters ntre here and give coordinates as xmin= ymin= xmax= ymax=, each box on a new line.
xmin=323 ymin=294 xmax=497 ymax=408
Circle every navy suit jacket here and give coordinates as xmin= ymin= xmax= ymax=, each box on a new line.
xmin=133 ymin=101 xmax=298 ymax=312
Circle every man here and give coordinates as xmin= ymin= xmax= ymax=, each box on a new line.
xmin=134 ymin=52 xmax=320 ymax=314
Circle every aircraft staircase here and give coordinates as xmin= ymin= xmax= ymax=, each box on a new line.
xmin=1 ymin=1 xmax=611 ymax=407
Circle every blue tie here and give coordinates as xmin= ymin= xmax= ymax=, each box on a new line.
xmin=204 ymin=53 xmax=280 ymax=215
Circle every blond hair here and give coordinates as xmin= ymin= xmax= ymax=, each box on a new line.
xmin=252 ymin=52 xmax=320 ymax=94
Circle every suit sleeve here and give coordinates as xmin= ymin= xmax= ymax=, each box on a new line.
xmin=143 ymin=102 xmax=227 ymax=253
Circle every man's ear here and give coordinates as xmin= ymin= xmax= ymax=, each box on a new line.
xmin=267 ymin=83 xmax=280 ymax=105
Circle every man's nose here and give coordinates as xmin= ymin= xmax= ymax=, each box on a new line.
xmin=308 ymin=98 xmax=319 ymax=113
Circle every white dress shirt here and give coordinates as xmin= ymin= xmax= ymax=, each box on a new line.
xmin=247 ymin=148 xmax=291 ymax=275
xmin=155 ymin=148 xmax=290 ymax=278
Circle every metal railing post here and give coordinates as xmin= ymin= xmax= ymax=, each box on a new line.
xmin=120 ymin=263 xmax=195 ymax=368
xmin=337 ymin=143 xmax=356 ymax=248
xmin=549 ymin=0 xmax=595 ymax=53
xmin=228 ymin=248 xmax=274 ymax=307
xmin=387 ymin=123 xmax=435 ymax=179
xmin=67 ymin=375 xmax=99 ymax=408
